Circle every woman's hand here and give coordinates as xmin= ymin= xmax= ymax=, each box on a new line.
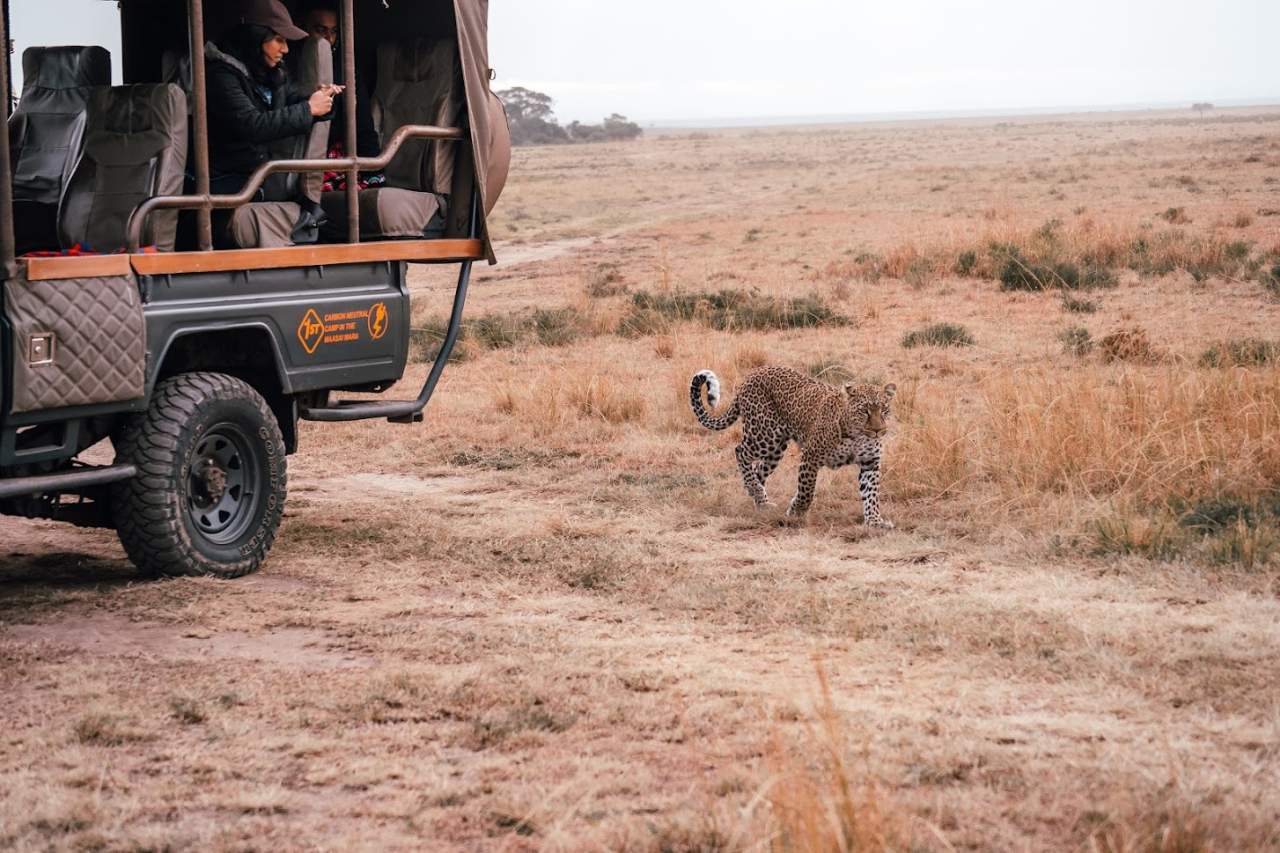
xmin=308 ymin=84 xmax=345 ymax=117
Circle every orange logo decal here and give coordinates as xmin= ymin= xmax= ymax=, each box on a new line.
xmin=368 ymin=302 xmax=389 ymax=340
xmin=297 ymin=308 xmax=325 ymax=355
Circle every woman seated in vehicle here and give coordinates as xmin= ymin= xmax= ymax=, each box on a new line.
xmin=205 ymin=0 xmax=342 ymax=243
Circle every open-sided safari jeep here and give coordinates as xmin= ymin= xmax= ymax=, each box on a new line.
xmin=0 ymin=0 xmax=510 ymax=576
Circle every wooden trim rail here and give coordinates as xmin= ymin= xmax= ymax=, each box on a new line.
xmin=24 ymin=255 xmax=134 ymax=281
xmin=128 ymin=239 xmax=485 ymax=276
xmin=21 ymin=240 xmax=484 ymax=281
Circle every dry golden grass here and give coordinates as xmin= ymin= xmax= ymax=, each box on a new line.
xmin=4 ymin=105 xmax=1280 ymax=851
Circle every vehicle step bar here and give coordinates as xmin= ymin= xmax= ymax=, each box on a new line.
xmin=300 ymin=191 xmax=479 ymax=425
xmin=0 ymin=464 xmax=137 ymax=500
xmin=300 ymin=258 xmax=472 ymax=424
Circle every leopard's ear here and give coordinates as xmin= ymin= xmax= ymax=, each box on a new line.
xmin=842 ymin=383 xmax=856 ymax=396
xmin=882 ymin=383 xmax=897 ymax=401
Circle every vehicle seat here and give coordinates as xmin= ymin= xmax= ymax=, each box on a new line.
xmin=278 ymin=35 xmax=332 ymax=204
xmin=222 ymin=36 xmax=333 ymax=249
xmin=58 ymin=84 xmax=189 ymax=252
xmin=8 ymin=46 xmax=111 ymax=252
xmin=319 ymin=38 xmax=462 ymax=241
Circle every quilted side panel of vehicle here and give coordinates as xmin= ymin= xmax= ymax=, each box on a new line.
xmin=4 ymin=269 xmax=146 ymax=413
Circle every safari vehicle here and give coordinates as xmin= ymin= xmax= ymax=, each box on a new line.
xmin=0 ymin=0 xmax=510 ymax=576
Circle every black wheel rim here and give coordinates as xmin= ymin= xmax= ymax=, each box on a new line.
xmin=186 ymin=422 xmax=261 ymax=546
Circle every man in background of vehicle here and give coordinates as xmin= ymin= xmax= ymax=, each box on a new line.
xmin=298 ymin=0 xmax=382 ymax=191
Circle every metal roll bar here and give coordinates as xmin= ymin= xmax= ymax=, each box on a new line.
xmin=126 ymin=123 xmax=465 ymax=252
xmin=0 ymin=0 xmax=16 ymax=269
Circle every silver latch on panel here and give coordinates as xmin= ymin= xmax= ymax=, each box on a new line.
xmin=28 ymin=333 xmax=55 ymax=366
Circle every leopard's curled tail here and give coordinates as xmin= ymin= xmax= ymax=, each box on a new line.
xmin=690 ymin=370 xmax=740 ymax=430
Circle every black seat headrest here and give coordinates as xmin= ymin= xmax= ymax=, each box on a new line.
xmin=20 ymin=46 xmax=111 ymax=94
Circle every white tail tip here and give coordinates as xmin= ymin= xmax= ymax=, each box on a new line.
xmin=695 ymin=370 xmax=721 ymax=406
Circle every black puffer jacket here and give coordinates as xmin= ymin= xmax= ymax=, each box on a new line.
xmin=205 ymin=39 xmax=316 ymax=179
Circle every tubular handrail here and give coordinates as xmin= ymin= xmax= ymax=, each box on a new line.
xmin=125 ymin=123 xmax=465 ymax=252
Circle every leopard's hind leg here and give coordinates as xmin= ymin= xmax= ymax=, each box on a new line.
xmin=735 ymin=443 xmax=770 ymax=508
xmin=753 ymin=427 xmax=790 ymax=507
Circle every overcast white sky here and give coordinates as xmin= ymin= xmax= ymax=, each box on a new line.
xmin=10 ymin=1 xmax=1277 ymax=124
xmin=490 ymin=0 xmax=1277 ymax=123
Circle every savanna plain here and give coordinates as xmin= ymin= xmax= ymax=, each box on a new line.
xmin=4 ymin=107 xmax=1280 ymax=851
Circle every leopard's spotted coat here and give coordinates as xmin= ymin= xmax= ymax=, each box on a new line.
xmin=690 ymin=365 xmax=896 ymax=525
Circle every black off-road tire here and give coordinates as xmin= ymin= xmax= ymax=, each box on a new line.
xmin=111 ymin=372 xmax=288 ymax=578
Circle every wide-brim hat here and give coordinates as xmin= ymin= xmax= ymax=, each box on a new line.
xmin=239 ymin=0 xmax=309 ymax=40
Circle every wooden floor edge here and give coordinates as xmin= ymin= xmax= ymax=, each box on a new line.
xmin=129 ymin=239 xmax=485 ymax=276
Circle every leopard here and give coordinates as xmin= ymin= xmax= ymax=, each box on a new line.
xmin=690 ymin=365 xmax=897 ymax=526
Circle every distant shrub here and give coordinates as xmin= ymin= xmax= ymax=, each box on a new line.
xmin=620 ymin=289 xmax=847 ymax=336
xmin=901 ymin=322 xmax=975 ymax=349
xmin=533 ymin=308 xmax=583 ymax=347
xmin=953 ymin=250 xmax=978 ymax=276
xmin=1060 ymin=294 xmax=1098 ymax=314
xmin=470 ymin=314 xmax=524 ymax=349
xmin=1059 ymin=326 xmax=1094 ymax=357
xmin=1224 ymin=240 xmax=1252 ymax=262
xmin=1160 ymin=207 xmax=1189 ymax=224
xmin=997 ymin=247 xmax=1115 ymax=291
xmin=1261 ymin=263 xmax=1280 ymax=299
xmin=1198 ymin=338 xmax=1279 ymax=368
xmin=1099 ymin=327 xmax=1158 ymax=363
xmin=587 ymin=264 xmax=627 ymax=297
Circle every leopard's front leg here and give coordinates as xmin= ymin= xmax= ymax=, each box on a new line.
xmin=857 ymin=451 xmax=893 ymax=529
xmin=786 ymin=457 xmax=821 ymax=518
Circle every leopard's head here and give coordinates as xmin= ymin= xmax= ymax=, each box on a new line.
xmin=842 ymin=382 xmax=897 ymax=438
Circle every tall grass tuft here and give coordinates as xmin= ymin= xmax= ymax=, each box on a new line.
xmin=766 ymin=663 xmax=906 ymax=852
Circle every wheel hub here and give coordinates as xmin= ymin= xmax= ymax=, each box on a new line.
xmin=185 ymin=425 xmax=258 ymax=543
xmin=190 ymin=457 xmax=228 ymax=507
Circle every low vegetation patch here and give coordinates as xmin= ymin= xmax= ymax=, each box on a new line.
xmin=619 ymin=289 xmax=848 ymax=337
xmin=815 ymin=218 xmax=1271 ymax=289
xmin=1099 ymin=327 xmax=1158 ymax=363
xmin=1060 ymin=293 xmax=1099 ymax=313
xmin=1059 ymin=326 xmax=1094 ymax=357
xmin=1199 ymin=338 xmax=1279 ymax=368
xmin=901 ymin=322 xmax=975 ymax=348
xmin=411 ymin=308 xmax=590 ymax=362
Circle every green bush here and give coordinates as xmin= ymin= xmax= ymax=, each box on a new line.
xmin=901 ymin=322 xmax=975 ymax=349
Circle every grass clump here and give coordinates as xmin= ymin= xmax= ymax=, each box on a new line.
xmin=997 ymin=247 xmax=1115 ymax=291
xmin=1061 ymin=293 xmax=1099 ymax=314
xmin=901 ymin=322 xmax=975 ymax=349
xmin=1094 ymin=495 xmax=1280 ymax=569
xmin=1198 ymin=339 xmax=1279 ymax=368
xmin=72 ymin=712 xmax=150 ymax=746
xmin=1059 ymin=326 xmax=1094 ymax=357
xmin=586 ymin=263 xmax=627 ymax=297
xmin=806 ymin=357 xmax=860 ymax=386
xmin=1099 ymin=327 xmax=1158 ymax=363
xmin=620 ymin=289 xmax=847 ymax=337
xmin=532 ymin=308 xmax=583 ymax=347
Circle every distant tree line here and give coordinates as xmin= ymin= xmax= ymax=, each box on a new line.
xmin=497 ymin=87 xmax=643 ymax=146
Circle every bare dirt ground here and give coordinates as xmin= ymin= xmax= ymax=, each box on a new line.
xmin=3 ymin=107 xmax=1280 ymax=851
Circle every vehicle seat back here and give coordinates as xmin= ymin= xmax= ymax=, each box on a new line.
xmin=372 ymin=38 xmax=463 ymax=195
xmin=275 ymin=35 xmax=333 ymax=203
xmin=8 ymin=46 xmax=111 ymax=205
xmin=58 ymin=84 xmax=189 ymax=252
